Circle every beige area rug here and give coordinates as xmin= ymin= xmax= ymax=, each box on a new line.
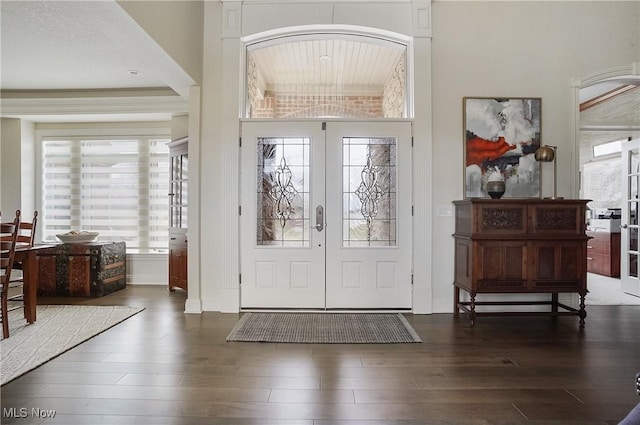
xmin=226 ymin=312 xmax=422 ymax=344
xmin=1 ymin=305 xmax=145 ymax=385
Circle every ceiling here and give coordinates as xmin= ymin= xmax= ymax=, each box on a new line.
xmin=0 ymin=1 xmax=637 ymax=123
xmin=249 ymin=38 xmax=405 ymax=96
xmin=580 ymin=83 xmax=640 ymax=127
xmin=1 ymin=1 xmax=406 ymax=123
xmin=0 ymin=1 xmax=194 ymax=122
xmin=0 ymin=1 xmax=182 ymax=91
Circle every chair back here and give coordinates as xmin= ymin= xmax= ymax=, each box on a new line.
xmin=16 ymin=211 xmax=38 ymax=246
xmin=0 ymin=210 xmax=21 ymax=285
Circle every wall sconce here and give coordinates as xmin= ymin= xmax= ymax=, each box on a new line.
xmin=535 ymin=145 xmax=561 ymax=199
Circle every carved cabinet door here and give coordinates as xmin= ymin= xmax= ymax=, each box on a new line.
xmin=476 ymin=241 xmax=527 ymax=291
xmin=529 ymin=241 xmax=586 ymax=291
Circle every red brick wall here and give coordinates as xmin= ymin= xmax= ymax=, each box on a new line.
xmin=251 ymin=92 xmax=383 ymax=118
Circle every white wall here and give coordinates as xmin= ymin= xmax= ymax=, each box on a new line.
xmin=240 ymin=2 xmax=412 ymax=34
xmin=0 ymin=117 xmax=35 ymax=218
xmin=20 ymin=120 xmax=35 ymax=217
xmin=0 ymin=118 xmax=21 ymax=214
xmin=116 ymin=0 xmax=204 ymax=85
xmin=195 ymin=0 xmax=640 ymax=313
xmin=199 ymin=0 xmax=433 ymax=312
xmin=200 ymin=1 xmax=225 ymax=311
xmin=171 ymin=114 xmax=188 ymax=141
xmin=430 ymin=1 xmax=640 ymax=311
xmin=127 ymin=253 xmax=168 ymax=285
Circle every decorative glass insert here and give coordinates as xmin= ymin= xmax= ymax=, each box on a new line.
xmin=630 ymin=148 xmax=639 ymax=226
xmin=628 ymin=147 xmax=639 ymax=278
xmin=170 ymin=154 xmax=188 ymax=229
xmin=257 ymin=137 xmax=310 ymax=247
xmin=342 ymin=137 xmax=397 ymax=247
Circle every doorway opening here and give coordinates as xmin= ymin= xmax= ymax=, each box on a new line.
xmin=577 ymin=69 xmax=640 ymax=304
xmin=239 ymin=28 xmax=414 ymax=310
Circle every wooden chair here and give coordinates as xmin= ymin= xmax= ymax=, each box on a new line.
xmin=16 ymin=211 xmax=37 ymax=246
xmin=1 ymin=210 xmax=21 ymax=338
xmin=8 ymin=211 xmax=38 ymax=287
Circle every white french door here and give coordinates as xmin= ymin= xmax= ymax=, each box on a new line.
xmin=621 ymin=138 xmax=640 ymax=297
xmin=240 ymin=121 xmax=325 ymax=309
xmin=240 ymin=120 xmax=412 ymax=309
xmin=324 ymin=121 xmax=412 ymax=308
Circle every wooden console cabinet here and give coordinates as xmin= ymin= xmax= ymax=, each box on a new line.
xmin=452 ymin=199 xmax=589 ymax=326
xmin=586 ymin=231 xmax=621 ymax=277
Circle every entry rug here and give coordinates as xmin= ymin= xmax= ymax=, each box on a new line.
xmin=226 ymin=312 xmax=422 ymax=343
xmin=1 ymin=305 xmax=145 ymax=385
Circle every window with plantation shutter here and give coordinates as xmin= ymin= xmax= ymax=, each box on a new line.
xmin=41 ymin=137 xmax=170 ymax=251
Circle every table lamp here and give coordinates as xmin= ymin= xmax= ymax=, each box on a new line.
xmin=534 ymin=145 xmax=561 ymax=199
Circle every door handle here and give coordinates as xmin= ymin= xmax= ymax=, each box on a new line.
xmin=620 ymin=224 xmax=629 ymax=229
xmin=315 ymin=205 xmax=324 ymax=232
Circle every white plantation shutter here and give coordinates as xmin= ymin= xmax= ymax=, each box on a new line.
xmin=42 ymin=137 xmax=170 ymax=250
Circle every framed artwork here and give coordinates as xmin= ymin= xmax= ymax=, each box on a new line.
xmin=463 ymin=97 xmax=541 ymax=198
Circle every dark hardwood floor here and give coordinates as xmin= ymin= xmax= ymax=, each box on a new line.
xmin=1 ymin=285 xmax=639 ymax=424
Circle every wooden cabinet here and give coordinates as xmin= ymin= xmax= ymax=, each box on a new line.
xmin=169 ymin=228 xmax=187 ymax=292
xmin=168 ymin=137 xmax=188 ymax=292
xmin=452 ymin=199 xmax=589 ymax=326
xmin=586 ymin=231 xmax=621 ymax=277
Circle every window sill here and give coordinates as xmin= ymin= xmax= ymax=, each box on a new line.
xmin=126 ymin=249 xmax=168 ymax=255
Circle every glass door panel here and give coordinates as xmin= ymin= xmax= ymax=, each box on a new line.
xmin=256 ymin=137 xmax=310 ymax=247
xmin=169 ymin=153 xmax=188 ymax=229
xmin=621 ymin=139 xmax=640 ymax=296
xmin=342 ymin=136 xmax=397 ymax=247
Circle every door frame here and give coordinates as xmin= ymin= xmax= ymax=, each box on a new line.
xmin=621 ymin=138 xmax=640 ymax=296
xmin=207 ymin=9 xmax=434 ymax=313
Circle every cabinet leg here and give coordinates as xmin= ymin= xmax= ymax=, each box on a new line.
xmin=579 ymin=292 xmax=587 ymax=327
xmin=469 ymin=292 xmax=476 ymax=326
xmin=453 ymin=286 xmax=460 ymax=316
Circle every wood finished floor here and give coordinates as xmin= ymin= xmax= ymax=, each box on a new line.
xmin=1 ymin=285 xmax=639 ymax=425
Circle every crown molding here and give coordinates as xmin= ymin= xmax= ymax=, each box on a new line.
xmin=0 ymin=93 xmax=188 ymax=118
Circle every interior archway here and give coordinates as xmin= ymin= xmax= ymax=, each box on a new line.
xmin=572 ymin=62 xmax=640 ymax=306
xmin=575 ymin=64 xmax=640 ymax=213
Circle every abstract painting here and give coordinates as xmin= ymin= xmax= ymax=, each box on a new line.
xmin=463 ymin=97 xmax=541 ymax=198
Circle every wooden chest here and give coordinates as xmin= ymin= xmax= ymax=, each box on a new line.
xmin=38 ymin=241 xmax=126 ymax=297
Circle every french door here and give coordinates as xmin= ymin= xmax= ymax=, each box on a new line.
xmin=621 ymin=138 xmax=640 ymax=297
xmin=240 ymin=121 xmax=412 ymax=309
